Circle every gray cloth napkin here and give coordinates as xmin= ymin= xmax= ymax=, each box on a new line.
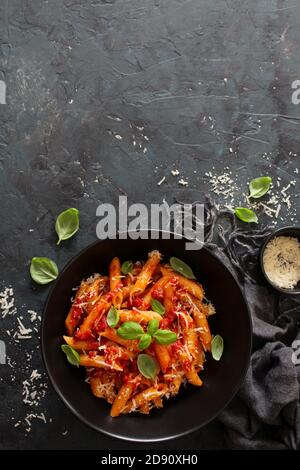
xmin=203 ymin=203 xmax=300 ymax=450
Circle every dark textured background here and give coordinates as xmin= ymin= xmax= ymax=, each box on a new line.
xmin=0 ymin=0 xmax=299 ymax=450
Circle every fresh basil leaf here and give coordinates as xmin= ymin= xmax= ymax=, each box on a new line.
xmin=55 ymin=208 xmax=79 ymax=245
xmin=30 ymin=257 xmax=59 ymax=285
xmin=137 ymin=353 xmax=160 ymax=380
xmin=147 ymin=319 xmax=159 ymax=336
xmin=138 ymin=333 xmax=152 ymax=350
xmin=153 ymin=329 xmax=177 ymax=345
xmin=61 ymin=344 xmax=80 ymax=367
xmin=234 ymin=207 xmax=258 ymax=223
xmin=117 ymin=321 xmax=144 ymax=340
xmin=249 ymin=176 xmax=272 ymax=199
xmin=211 ymin=334 xmax=224 ymax=361
xmin=121 ymin=261 xmax=133 ymax=275
xmin=150 ymin=298 xmax=165 ymax=316
xmin=169 ymin=257 xmax=196 ymax=279
xmin=107 ymin=306 xmax=119 ymax=328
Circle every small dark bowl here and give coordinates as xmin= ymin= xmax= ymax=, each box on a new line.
xmin=260 ymin=226 xmax=300 ymax=295
xmin=41 ymin=234 xmax=252 ymax=442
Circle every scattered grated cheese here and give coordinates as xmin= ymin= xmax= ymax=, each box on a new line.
xmin=0 ymin=287 xmax=16 ymax=318
xmin=157 ymin=176 xmax=166 ymax=186
xmin=178 ymin=178 xmax=188 ymax=187
xmin=205 ymin=166 xmax=298 ymax=226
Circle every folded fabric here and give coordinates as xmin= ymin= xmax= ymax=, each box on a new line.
xmin=204 ymin=204 xmax=300 ymax=450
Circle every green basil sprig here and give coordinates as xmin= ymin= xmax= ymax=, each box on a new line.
xmin=116 ymin=320 xmax=177 ymax=350
xmin=55 ymin=208 xmax=80 ymax=245
xmin=117 ymin=321 xmax=143 ymax=340
xmin=153 ymin=329 xmax=177 ymax=345
xmin=234 ymin=207 xmax=258 ymax=223
xmin=61 ymin=344 xmax=80 ymax=367
xmin=211 ymin=335 xmax=224 ymax=361
xmin=121 ymin=261 xmax=133 ymax=275
xmin=150 ymin=298 xmax=165 ymax=315
xmin=137 ymin=354 xmax=160 ymax=380
xmin=169 ymin=257 xmax=196 ymax=279
xmin=147 ymin=319 xmax=159 ymax=336
xmin=107 ymin=306 xmax=119 ymax=328
xmin=249 ymin=176 xmax=272 ymax=199
xmin=138 ymin=334 xmax=152 ymax=350
xmin=30 ymin=257 xmax=59 ymax=285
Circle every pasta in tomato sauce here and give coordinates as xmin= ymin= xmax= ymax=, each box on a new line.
xmin=62 ymin=250 xmax=215 ymax=417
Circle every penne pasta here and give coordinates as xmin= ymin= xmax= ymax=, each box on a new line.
xmin=110 ymin=381 xmax=136 ymax=417
xmin=63 ymin=336 xmax=99 ymax=351
xmin=154 ymin=343 xmax=170 ymax=373
xmin=175 ymin=347 xmax=202 ymax=387
xmin=89 ymin=371 xmax=116 ymax=404
xmin=142 ymin=275 xmax=171 ymax=307
xmin=123 ymin=384 xmax=167 ymax=414
xmin=62 ymin=251 xmax=216 ymax=417
xmin=76 ymin=294 xmax=112 ymax=339
xmin=161 ymin=266 xmax=204 ymax=300
xmin=130 ymin=250 xmax=161 ymax=297
xmin=79 ymin=354 xmax=123 ymax=371
xmin=109 ymin=257 xmax=124 ymax=308
xmin=100 ymin=328 xmax=138 ymax=350
xmin=180 ymin=293 xmax=212 ymax=351
xmin=65 ymin=277 xmax=104 ymax=335
xmin=119 ymin=309 xmax=162 ymax=323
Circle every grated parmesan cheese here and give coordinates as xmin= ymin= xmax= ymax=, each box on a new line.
xmin=263 ymin=236 xmax=300 ymax=289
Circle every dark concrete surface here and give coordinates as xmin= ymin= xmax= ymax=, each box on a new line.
xmin=0 ymin=0 xmax=299 ymax=450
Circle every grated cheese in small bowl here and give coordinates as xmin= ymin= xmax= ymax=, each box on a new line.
xmin=261 ymin=229 xmax=300 ymax=293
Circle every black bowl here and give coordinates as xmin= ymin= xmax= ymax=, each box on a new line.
xmin=260 ymin=226 xmax=300 ymax=295
xmin=41 ymin=235 xmax=252 ymax=442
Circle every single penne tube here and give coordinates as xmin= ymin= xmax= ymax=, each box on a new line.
xmin=142 ymin=275 xmax=171 ymax=307
xmin=110 ymin=382 xmax=136 ymax=417
xmin=65 ymin=278 xmax=96 ymax=335
xmin=65 ymin=282 xmax=86 ymax=335
xmin=154 ymin=343 xmax=170 ymax=373
xmin=79 ymin=354 xmax=123 ymax=371
xmin=109 ymin=257 xmax=122 ymax=291
xmin=100 ymin=328 xmax=137 ymax=350
xmin=130 ymin=250 xmax=161 ymax=297
xmin=123 ymin=384 xmax=167 ymax=414
xmin=63 ymin=336 xmax=99 ymax=351
xmin=180 ymin=293 xmax=212 ymax=351
xmin=185 ymin=366 xmax=203 ymax=387
xmin=163 ymin=281 xmax=176 ymax=315
xmin=109 ymin=257 xmax=124 ymax=308
xmin=176 ymin=348 xmax=202 ymax=387
xmin=76 ymin=294 xmax=111 ymax=338
xmin=177 ymin=311 xmax=203 ymax=364
xmin=119 ymin=309 xmax=162 ymax=323
xmin=160 ymin=266 xmax=204 ymax=300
